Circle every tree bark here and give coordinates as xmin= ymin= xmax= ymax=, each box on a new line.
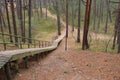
xmin=28 ymin=0 xmax=32 ymax=43
xmin=5 ymin=0 xmax=13 ymax=42
xmin=40 ymin=0 xmax=43 ymax=18
xmin=10 ymin=0 xmax=18 ymax=45
xmin=117 ymin=0 xmax=120 ymax=53
xmin=71 ymin=0 xmax=75 ymax=32
xmin=56 ymin=0 xmax=61 ymax=35
xmin=82 ymin=0 xmax=92 ymax=50
xmin=77 ymin=0 xmax=81 ymax=43
xmin=65 ymin=0 xmax=68 ymax=50
xmin=93 ymin=0 xmax=96 ymax=30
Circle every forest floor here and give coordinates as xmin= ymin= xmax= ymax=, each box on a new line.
xmin=12 ymin=9 xmax=120 ymax=80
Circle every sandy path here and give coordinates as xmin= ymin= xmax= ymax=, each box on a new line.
xmin=42 ymin=8 xmax=112 ymax=41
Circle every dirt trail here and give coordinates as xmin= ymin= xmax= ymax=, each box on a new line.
xmin=14 ymin=9 xmax=120 ymax=80
xmin=42 ymin=8 xmax=112 ymax=41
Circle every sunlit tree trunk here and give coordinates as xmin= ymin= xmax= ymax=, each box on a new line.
xmin=82 ymin=0 xmax=92 ymax=50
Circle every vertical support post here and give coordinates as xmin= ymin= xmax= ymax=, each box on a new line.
xmin=4 ymin=63 xmax=12 ymax=80
xmin=14 ymin=60 xmax=19 ymax=73
xmin=39 ymin=41 xmax=40 ymax=48
xmin=34 ymin=40 xmax=36 ymax=48
xmin=24 ymin=57 xmax=29 ymax=69
xmin=42 ymin=41 xmax=44 ymax=48
xmin=35 ymin=54 xmax=39 ymax=62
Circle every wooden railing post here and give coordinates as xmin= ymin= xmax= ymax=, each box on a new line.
xmin=4 ymin=63 xmax=12 ymax=80
xmin=24 ymin=57 xmax=29 ymax=69
xmin=39 ymin=41 xmax=40 ymax=48
xmin=34 ymin=40 xmax=36 ymax=48
xmin=0 ymin=32 xmax=50 ymax=50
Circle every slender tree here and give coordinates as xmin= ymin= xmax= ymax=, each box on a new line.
xmin=112 ymin=14 xmax=118 ymax=49
xmin=10 ymin=0 xmax=18 ymax=45
xmin=44 ymin=0 xmax=48 ymax=19
xmin=40 ymin=0 xmax=43 ymax=18
xmin=5 ymin=0 xmax=13 ymax=42
xmin=65 ymin=0 xmax=69 ymax=50
xmin=28 ymin=0 xmax=32 ymax=43
xmin=71 ymin=0 xmax=75 ymax=32
xmin=93 ymin=0 xmax=96 ymax=30
xmin=0 ymin=8 xmax=6 ymax=50
xmin=77 ymin=0 xmax=81 ymax=43
xmin=117 ymin=0 xmax=120 ymax=53
xmin=19 ymin=0 xmax=24 ymax=42
xmin=82 ymin=0 xmax=92 ymax=50
xmin=23 ymin=0 xmax=26 ymax=42
xmin=56 ymin=0 xmax=61 ymax=35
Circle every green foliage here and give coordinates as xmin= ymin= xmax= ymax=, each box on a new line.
xmin=32 ymin=17 xmax=57 ymax=41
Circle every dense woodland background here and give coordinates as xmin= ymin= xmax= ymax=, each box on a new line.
xmin=0 ymin=0 xmax=120 ymax=53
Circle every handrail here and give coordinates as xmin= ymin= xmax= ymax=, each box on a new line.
xmin=0 ymin=32 xmax=51 ymax=50
xmin=0 ymin=32 xmax=49 ymax=42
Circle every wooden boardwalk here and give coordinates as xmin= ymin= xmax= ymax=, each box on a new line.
xmin=0 ymin=33 xmax=65 ymax=80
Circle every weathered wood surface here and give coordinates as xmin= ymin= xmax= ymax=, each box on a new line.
xmin=0 ymin=54 xmax=11 ymax=69
xmin=0 ymin=33 xmax=65 ymax=69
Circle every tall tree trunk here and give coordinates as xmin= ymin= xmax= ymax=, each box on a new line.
xmin=56 ymin=0 xmax=61 ymax=35
xmin=112 ymin=15 xmax=118 ymax=49
xmin=40 ymin=0 xmax=43 ymax=18
xmin=117 ymin=0 xmax=120 ymax=53
xmin=23 ymin=0 xmax=26 ymax=42
xmin=105 ymin=13 xmax=109 ymax=33
xmin=19 ymin=0 xmax=24 ymax=42
xmin=82 ymin=0 xmax=92 ymax=50
xmin=77 ymin=0 xmax=81 ymax=43
xmin=105 ymin=0 xmax=110 ymax=33
xmin=5 ymin=0 xmax=13 ymax=42
xmin=44 ymin=0 xmax=48 ymax=19
xmin=93 ymin=0 xmax=96 ymax=30
xmin=28 ymin=0 xmax=32 ymax=43
xmin=0 ymin=9 xmax=6 ymax=50
xmin=107 ymin=0 xmax=112 ymax=22
xmin=71 ymin=0 xmax=75 ymax=32
xmin=10 ymin=0 xmax=18 ymax=45
xmin=97 ymin=0 xmax=101 ymax=30
xmin=65 ymin=0 xmax=68 ymax=50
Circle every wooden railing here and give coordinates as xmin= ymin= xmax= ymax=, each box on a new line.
xmin=0 ymin=32 xmax=51 ymax=50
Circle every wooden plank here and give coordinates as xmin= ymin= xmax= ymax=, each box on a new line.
xmin=0 ymin=33 xmax=65 ymax=69
xmin=0 ymin=54 xmax=11 ymax=69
